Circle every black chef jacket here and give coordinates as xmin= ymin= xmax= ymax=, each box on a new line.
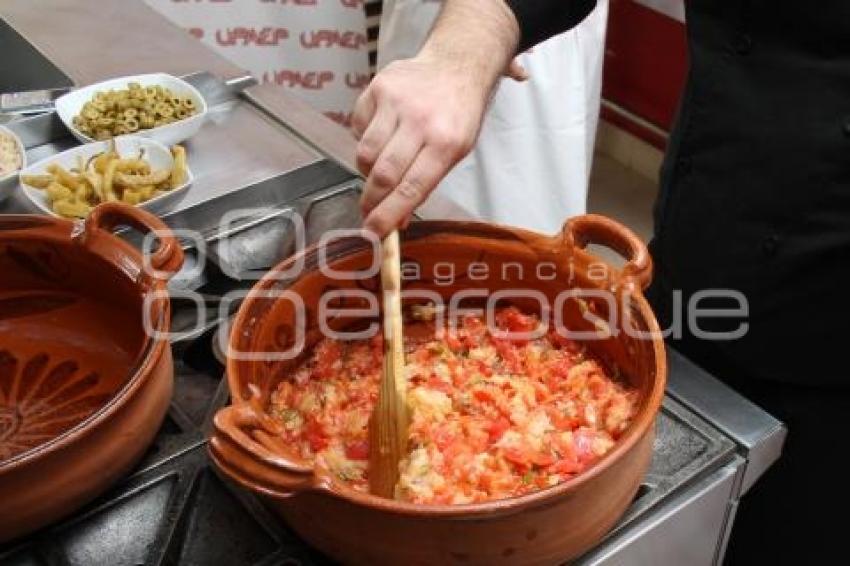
xmin=645 ymin=3 xmax=850 ymax=563
xmin=504 ymin=2 xmax=850 ymax=563
xmin=508 ymin=0 xmax=850 ymax=388
xmin=506 ymin=0 xmax=597 ymax=51
xmin=648 ymin=0 xmax=850 ymax=388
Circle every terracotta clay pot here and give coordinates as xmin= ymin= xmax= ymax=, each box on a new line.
xmin=210 ymin=215 xmax=666 ymax=565
xmin=0 ymin=203 xmax=183 ymax=542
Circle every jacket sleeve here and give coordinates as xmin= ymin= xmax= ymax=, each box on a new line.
xmin=504 ymin=0 xmax=598 ymax=52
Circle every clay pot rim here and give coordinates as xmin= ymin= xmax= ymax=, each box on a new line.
xmin=222 ymin=218 xmax=667 ymax=518
xmin=0 ymin=214 xmax=173 ymax=473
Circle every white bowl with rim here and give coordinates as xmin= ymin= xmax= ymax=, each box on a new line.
xmin=0 ymin=125 xmax=26 ymax=206
xmin=54 ymin=73 xmax=207 ymax=146
xmin=19 ymin=136 xmax=192 ymax=218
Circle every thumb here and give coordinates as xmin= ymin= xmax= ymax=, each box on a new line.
xmin=504 ymin=58 xmax=529 ymax=82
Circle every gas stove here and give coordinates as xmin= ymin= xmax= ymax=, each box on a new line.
xmin=0 ymin=311 xmax=726 ymax=566
xmin=0 ymin=184 xmax=783 ymax=566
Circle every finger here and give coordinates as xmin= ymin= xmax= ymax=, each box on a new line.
xmin=363 ymin=147 xmax=449 ymax=237
xmin=360 ymin=124 xmax=424 ymax=216
xmin=504 ymin=58 xmax=529 ymax=82
xmin=355 ymin=103 xmax=398 ymax=177
xmin=351 ymin=87 xmax=376 ymax=140
xmin=400 ymin=213 xmax=413 ymax=230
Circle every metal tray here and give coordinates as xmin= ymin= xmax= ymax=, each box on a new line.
xmin=0 ymin=71 xmax=336 ymax=235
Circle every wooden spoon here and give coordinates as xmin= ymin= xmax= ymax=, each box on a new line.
xmin=368 ymin=230 xmax=410 ymax=498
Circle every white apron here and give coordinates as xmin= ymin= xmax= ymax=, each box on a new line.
xmin=378 ymin=0 xmax=609 ymax=234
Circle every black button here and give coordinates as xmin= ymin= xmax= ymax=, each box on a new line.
xmin=732 ymin=33 xmax=753 ymax=55
xmin=677 ymin=157 xmax=692 ymax=176
xmin=842 ymin=118 xmax=850 ymax=137
xmin=761 ymin=234 xmax=779 ymax=257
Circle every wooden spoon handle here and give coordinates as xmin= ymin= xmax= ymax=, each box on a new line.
xmin=369 ymin=230 xmax=409 ymax=498
xmin=382 ymin=231 xmax=406 ymax=421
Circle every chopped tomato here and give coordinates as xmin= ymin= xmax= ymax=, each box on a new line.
xmin=442 ymin=441 xmax=467 ymax=467
xmin=473 ymin=388 xmax=495 ymax=403
xmin=432 ymin=424 xmax=457 ymax=451
xmin=269 ymin=307 xmax=635 ymax=504
xmin=588 ymin=375 xmax=609 ymax=398
xmin=492 ymin=338 xmax=522 ymax=371
xmin=551 ymin=458 xmax=581 ymax=475
xmin=305 ymin=420 xmax=328 ymax=452
xmin=531 ymin=452 xmax=556 ymax=467
xmin=548 ymin=329 xmax=579 ymax=352
xmin=487 ymin=416 xmax=511 ymax=444
xmin=445 ymin=333 xmax=463 ymax=351
xmin=533 ymin=381 xmax=553 ymax=402
xmin=471 ymin=359 xmax=492 ymax=378
xmin=499 ymin=307 xmax=537 ymax=334
xmin=312 ymin=341 xmax=342 ymax=379
xmin=503 ymin=446 xmax=531 ymax=468
xmin=446 ymin=358 xmax=462 ymax=381
xmin=457 ymin=330 xmax=478 ymax=349
xmin=344 ymin=439 xmax=370 ymax=460
xmin=549 ymin=355 xmax=578 ymax=383
xmin=546 ymin=406 xmax=580 ymax=431
xmin=427 ymin=374 xmax=453 ymax=394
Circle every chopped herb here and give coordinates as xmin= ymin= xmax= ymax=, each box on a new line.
xmin=280 ymin=409 xmax=301 ymax=427
xmin=337 ymin=468 xmax=359 ymax=481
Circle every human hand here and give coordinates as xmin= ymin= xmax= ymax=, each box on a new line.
xmin=352 ymin=0 xmax=519 ymax=237
xmin=504 ymin=57 xmax=529 ymax=82
xmin=352 ymin=53 xmax=494 ymax=236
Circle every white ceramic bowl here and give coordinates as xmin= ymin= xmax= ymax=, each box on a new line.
xmin=19 ymin=136 xmax=192 ymax=217
xmin=0 ymin=125 xmax=26 ymax=206
xmin=54 ymin=73 xmax=208 ymax=146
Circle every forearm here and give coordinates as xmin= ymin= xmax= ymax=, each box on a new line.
xmin=506 ymin=0 xmax=598 ymax=52
xmin=419 ymin=0 xmax=520 ymax=96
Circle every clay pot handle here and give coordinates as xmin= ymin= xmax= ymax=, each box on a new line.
xmin=563 ymin=214 xmax=653 ymax=291
xmin=209 ymin=404 xmax=318 ymax=497
xmin=84 ymin=203 xmax=184 ymax=277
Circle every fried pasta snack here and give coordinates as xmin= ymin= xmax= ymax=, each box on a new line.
xmin=72 ymin=82 xmax=198 ymax=140
xmin=21 ymin=141 xmax=188 ymax=218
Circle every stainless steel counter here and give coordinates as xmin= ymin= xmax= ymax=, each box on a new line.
xmin=0 ymin=3 xmax=784 ymax=565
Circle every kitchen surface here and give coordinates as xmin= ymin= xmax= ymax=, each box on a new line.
xmin=0 ymin=1 xmax=786 ymax=565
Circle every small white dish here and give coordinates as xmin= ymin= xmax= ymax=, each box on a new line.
xmin=19 ymin=136 xmax=192 ymax=217
xmin=0 ymin=125 xmax=26 ymax=206
xmin=54 ymin=73 xmax=208 ymax=146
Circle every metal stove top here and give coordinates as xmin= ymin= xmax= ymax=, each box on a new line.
xmin=0 ymin=183 xmax=780 ymax=566
xmin=0 ymin=318 xmax=734 ymax=566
